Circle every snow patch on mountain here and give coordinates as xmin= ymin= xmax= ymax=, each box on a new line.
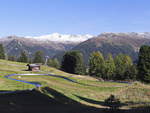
xmin=25 ymin=33 xmax=94 ymax=43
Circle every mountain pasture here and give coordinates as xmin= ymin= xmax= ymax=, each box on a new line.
xmin=0 ymin=60 xmax=149 ymax=113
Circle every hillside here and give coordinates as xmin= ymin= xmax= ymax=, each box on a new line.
xmin=2 ymin=33 xmax=150 ymax=62
xmin=0 ymin=60 xmax=149 ymax=113
xmin=71 ymin=32 xmax=150 ymax=63
xmin=0 ymin=34 xmax=93 ymax=58
xmin=0 ymin=36 xmax=79 ymax=58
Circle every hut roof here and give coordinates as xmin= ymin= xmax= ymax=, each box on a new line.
xmin=27 ymin=64 xmax=41 ymax=67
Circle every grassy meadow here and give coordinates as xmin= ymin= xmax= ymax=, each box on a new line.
xmin=0 ymin=59 xmax=150 ymax=111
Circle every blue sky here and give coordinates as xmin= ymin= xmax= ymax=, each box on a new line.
xmin=0 ymin=0 xmax=150 ymax=36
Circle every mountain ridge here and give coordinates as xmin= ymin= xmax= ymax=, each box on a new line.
xmin=54 ymin=32 xmax=150 ymax=63
xmin=71 ymin=32 xmax=150 ymax=63
xmin=1 ymin=32 xmax=150 ymax=61
xmin=25 ymin=33 xmax=93 ymax=43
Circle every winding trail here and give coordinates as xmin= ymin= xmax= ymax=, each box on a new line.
xmin=4 ymin=73 xmax=77 ymax=88
xmin=1 ymin=72 xmax=131 ymax=94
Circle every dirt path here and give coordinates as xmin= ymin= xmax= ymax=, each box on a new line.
xmin=4 ymin=73 xmax=77 ymax=88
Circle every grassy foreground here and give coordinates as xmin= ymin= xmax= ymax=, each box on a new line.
xmin=0 ymin=59 xmax=150 ymax=112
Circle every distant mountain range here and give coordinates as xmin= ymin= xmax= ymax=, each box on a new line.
xmin=1 ymin=32 xmax=150 ymax=63
xmin=25 ymin=33 xmax=93 ymax=43
xmin=55 ymin=32 xmax=150 ymax=63
xmin=0 ymin=33 xmax=93 ymax=58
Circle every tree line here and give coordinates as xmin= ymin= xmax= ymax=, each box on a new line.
xmin=16 ymin=51 xmax=60 ymax=69
xmin=61 ymin=51 xmax=137 ymax=80
xmin=0 ymin=43 xmax=150 ymax=83
xmin=0 ymin=44 xmax=60 ymax=69
xmin=88 ymin=52 xmax=137 ymax=80
xmin=61 ymin=45 xmax=150 ymax=83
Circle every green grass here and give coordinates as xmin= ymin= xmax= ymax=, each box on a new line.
xmin=0 ymin=59 xmax=149 ymax=109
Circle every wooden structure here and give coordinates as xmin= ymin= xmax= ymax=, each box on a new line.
xmin=26 ymin=64 xmax=41 ymax=71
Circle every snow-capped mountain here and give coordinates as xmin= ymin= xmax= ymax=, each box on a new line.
xmin=0 ymin=33 xmax=94 ymax=58
xmin=2 ymin=32 xmax=150 ymax=61
xmin=54 ymin=32 xmax=150 ymax=63
xmin=100 ymin=32 xmax=150 ymax=39
xmin=25 ymin=33 xmax=93 ymax=43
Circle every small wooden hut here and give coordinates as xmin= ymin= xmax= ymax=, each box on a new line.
xmin=26 ymin=64 xmax=41 ymax=71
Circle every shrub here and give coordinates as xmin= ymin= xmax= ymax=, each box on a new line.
xmin=104 ymin=95 xmax=121 ymax=110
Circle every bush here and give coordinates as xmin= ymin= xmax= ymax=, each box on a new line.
xmin=104 ymin=95 xmax=121 ymax=110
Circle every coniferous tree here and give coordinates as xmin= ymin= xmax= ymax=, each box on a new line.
xmin=17 ymin=51 xmax=28 ymax=63
xmin=0 ymin=44 xmax=5 ymax=59
xmin=61 ymin=51 xmax=85 ymax=75
xmin=28 ymin=58 xmax=33 ymax=63
xmin=114 ymin=54 xmax=133 ymax=80
xmin=8 ymin=56 xmax=16 ymax=61
xmin=47 ymin=58 xmax=60 ymax=69
xmin=33 ymin=51 xmax=44 ymax=63
xmin=89 ymin=51 xmax=105 ymax=77
xmin=125 ymin=64 xmax=138 ymax=80
xmin=138 ymin=45 xmax=150 ymax=82
xmin=105 ymin=54 xmax=116 ymax=80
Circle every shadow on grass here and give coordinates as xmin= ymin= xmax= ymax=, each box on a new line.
xmin=74 ymin=94 xmax=105 ymax=106
xmin=0 ymin=87 xmax=149 ymax=113
xmin=0 ymin=87 xmax=103 ymax=113
xmin=74 ymin=95 xmax=150 ymax=113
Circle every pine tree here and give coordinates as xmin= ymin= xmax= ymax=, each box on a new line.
xmin=33 ymin=51 xmax=44 ymax=63
xmin=0 ymin=44 xmax=5 ymax=59
xmin=105 ymin=54 xmax=116 ymax=80
xmin=89 ymin=51 xmax=105 ymax=77
xmin=47 ymin=58 xmax=60 ymax=69
xmin=8 ymin=56 xmax=16 ymax=61
xmin=125 ymin=64 xmax=137 ymax=80
xmin=138 ymin=45 xmax=150 ymax=82
xmin=17 ymin=51 xmax=28 ymax=63
xmin=114 ymin=54 xmax=133 ymax=80
xmin=61 ymin=51 xmax=85 ymax=75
